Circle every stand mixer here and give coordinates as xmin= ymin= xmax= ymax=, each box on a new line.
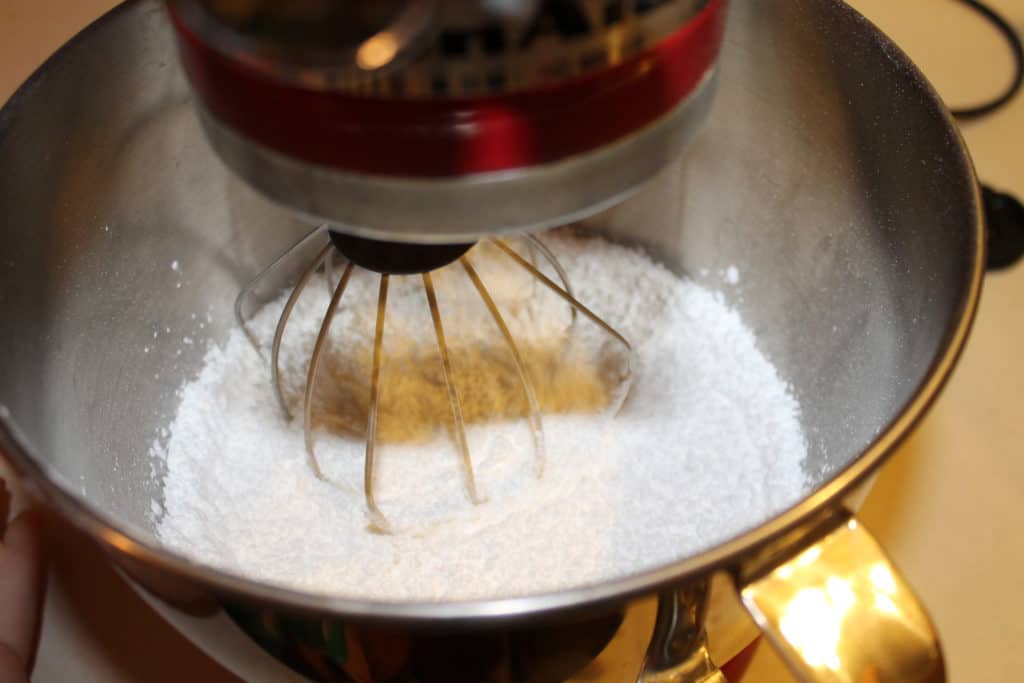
xmin=2 ymin=0 xmax=1000 ymax=679
xmin=166 ymin=0 xmax=726 ymax=530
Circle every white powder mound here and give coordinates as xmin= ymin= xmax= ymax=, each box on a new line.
xmin=155 ymin=232 xmax=808 ymax=602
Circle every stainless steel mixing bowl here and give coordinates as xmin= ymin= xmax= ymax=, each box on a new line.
xmin=0 ymin=0 xmax=983 ymax=681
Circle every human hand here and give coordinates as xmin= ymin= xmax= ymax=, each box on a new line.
xmin=0 ymin=472 xmax=44 ymax=683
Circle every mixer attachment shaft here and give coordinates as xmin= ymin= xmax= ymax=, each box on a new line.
xmin=235 ymin=228 xmax=633 ymax=532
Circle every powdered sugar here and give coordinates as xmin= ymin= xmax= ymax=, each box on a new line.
xmin=155 ymin=232 xmax=808 ymax=601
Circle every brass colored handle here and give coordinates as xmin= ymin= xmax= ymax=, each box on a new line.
xmin=739 ymin=514 xmax=945 ymax=683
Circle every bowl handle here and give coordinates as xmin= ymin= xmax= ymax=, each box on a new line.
xmin=638 ymin=578 xmax=726 ymax=682
xmin=738 ymin=512 xmax=945 ymax=682
xmin=639 ymin=512 xmax=945 ymax=682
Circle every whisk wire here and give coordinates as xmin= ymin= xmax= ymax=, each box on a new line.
xmin=493 ymin=239 xmax=633 ymax=353
xmin=522 ymin=235 xmax=577 ymax=329
xmin=303 ymin=261 xmax=356 ymax=478
xmin=249 ymin=231 xmax=633 ymax=530
xmin=235 ymin=226 xmax=332 ymax=357
xmin=423 ymin=272 xmax=482 ymax=505
xmin=273 ymin=244 xmax=333 ymax=421
xmin=493 ymin=238 xmax=634 ymax=414
xmin=364 ymin=275 xmax=391 ymax=533
xmin=325 ymin=248 xmax=345 ymax=294
xmin=461 ymin=256 xmax=547 ymax=479
xmin=235 ymin=293 xmax=264 ymax=355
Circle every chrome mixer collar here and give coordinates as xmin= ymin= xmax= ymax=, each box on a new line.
xmin=166 ymin=0 xmax=727 ymax=243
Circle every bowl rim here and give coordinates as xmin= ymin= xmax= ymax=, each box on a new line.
xmin=0 ymin=0 xmax=985 ymax=623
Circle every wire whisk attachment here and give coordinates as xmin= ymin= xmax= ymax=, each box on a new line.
xmin=236 ymin=228 xmax=633 ymax=533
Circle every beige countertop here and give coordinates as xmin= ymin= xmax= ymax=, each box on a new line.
xmin=2 ymin=1 xmax=1023 ymax=681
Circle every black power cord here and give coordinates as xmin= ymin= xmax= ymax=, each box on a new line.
xmin=936 ymin=1 xmax=1024 ymax=270
xmin=950 ymin=0 xmax=1024 ymax=121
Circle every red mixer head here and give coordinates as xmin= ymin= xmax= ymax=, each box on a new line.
xmin=166 ymin=0 xmax=728 ymax=244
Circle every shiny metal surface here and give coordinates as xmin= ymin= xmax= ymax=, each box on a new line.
xmin=168 ymin=0 xmax=440 ymax=86
xmin=0 ymin=0 xmax=981 ymax=659
xmin=742 ymin=516 xmax=945 ymax=682
xmin=172 ymin=0 xmax=726 ymax=240
xmin=640 ymin=582 xmax=726 ymax=683
xmin=192 ymin=71 xmax=718 ymax=241
xmin=168 ymin=0 xmax=709 ymax=96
